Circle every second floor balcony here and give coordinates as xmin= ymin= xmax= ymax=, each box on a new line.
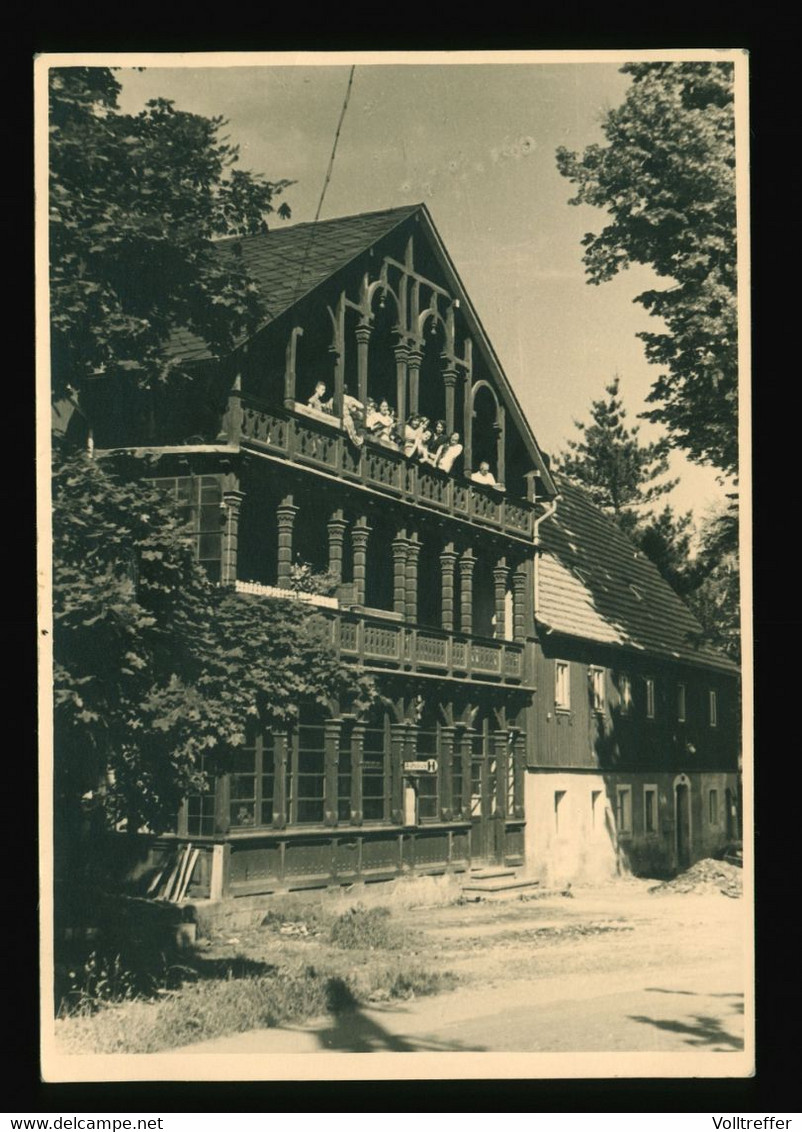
xmin=226 ymin=394 xmax=538 ymax=543
xmin=233 ymin=579 xmax=532 ymax=687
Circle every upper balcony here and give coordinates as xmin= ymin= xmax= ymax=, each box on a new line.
xmin=231 ymin=395 xmax=538 ymax=543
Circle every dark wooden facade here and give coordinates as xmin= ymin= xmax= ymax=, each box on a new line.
xmin=90 ymin=206 xmax=557 ymax=898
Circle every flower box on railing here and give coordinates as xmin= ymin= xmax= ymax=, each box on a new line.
xmin=234 ymin=579 xmax=339 ymax=609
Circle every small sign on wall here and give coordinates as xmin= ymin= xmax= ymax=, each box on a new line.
xmin=404 ymin=759 xmax=438 ymax=774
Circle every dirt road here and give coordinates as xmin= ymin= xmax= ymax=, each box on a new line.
xmin=171 ymin=878 xmax=749 ymax=1055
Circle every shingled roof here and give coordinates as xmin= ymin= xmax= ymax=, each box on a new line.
xmin=537 ymin=478 xmax=738 ymax=674
xmin=166 ymin=204 xmax=421 ymax=363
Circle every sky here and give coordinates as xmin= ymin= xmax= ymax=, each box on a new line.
xmin=114 ymin=55 xmax=734 ymax=525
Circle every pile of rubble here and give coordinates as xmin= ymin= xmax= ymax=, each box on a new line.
xmin=649 ymin=858 xmax=743 ymax=899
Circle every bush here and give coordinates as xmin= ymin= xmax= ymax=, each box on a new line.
xmin=329 ymin=905 xmax=406 ymax=950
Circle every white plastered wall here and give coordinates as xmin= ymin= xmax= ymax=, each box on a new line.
xmin=523 ymin=771 xmax=621 ymax=886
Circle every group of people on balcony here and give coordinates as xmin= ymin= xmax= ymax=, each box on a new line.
xmin=305 ymin=381 xmax=497 ymax=482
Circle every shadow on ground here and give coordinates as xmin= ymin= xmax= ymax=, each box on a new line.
xmin=630 ymin=991 xmax=744 ymax=1050
xmin=302 ymin=1003 xmax=487 ymax=1053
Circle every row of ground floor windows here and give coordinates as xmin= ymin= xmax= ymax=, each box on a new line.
xmin=184 ymin=715 xmax=523 ymax=836
xmin=554 ymin=784 xmax=739 ymax=839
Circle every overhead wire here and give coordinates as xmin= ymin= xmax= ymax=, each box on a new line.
xmin=291 ymin=65 xmax=356 ymax=306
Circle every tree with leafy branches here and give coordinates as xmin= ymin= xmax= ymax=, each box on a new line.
xmin=556 ymin=62 xmax=738 ymax=477
xmin=53 ymin=451 xmax=375 ymax=871
xmin=49 ymin=66 xmax=293 ymax=411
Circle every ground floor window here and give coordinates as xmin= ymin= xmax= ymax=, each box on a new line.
xmin=708 ymin=788 xmax=719 ymax=826
xmin=616 ymin=785 xmax=633 ymax=835
xmin=554 ymin=789 xmax=567 ymax=833
xmin=644 ymin=785 xmax=658 ymax=834
xmin=362 ymin=722 xmax=388 ymax=823
xmin=416 ymin=726 xmax=439 ymax=821
xmin=186 ymin=755 xmax=216 ymax=836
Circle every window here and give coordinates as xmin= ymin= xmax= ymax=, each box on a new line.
xmin=416 ymin=727 xmax=439 ymax=822
xmin=337 ymin=725 xmax=353 ymax=822
xmin=362 ymin=724 xmax=388 ymax=823
xmin=591 ymin=789 xmax=603 ymax=830
xmin=554 ymin=790 xmax=567 ymax=833
xmin=677 ymin=683 xmax=686 ymax=723
xmin=186 ymin=755 xmax=216 ymax=836
xmin=644 ymin=785 xmax=658 ymax=834
xmin=616 ymin=786 xmax=632 ymax=834
xmin=590 ymin=667 xmax=605 ymax=713
xmin=555 ymin=661 xmax=571 ymax=710
xmin=645 ymin=677 xmax=656 ymax=719
xmin=709 ymin=690 xmax=718 ymax=728
xmin=619 ymin=674 xmax=632 ymax=716
xmin=151 ymin=475 xmax=224 ymax=583
xmin=294 ymin=721 xmax=325 ymax=824
xmin=709 ymin=789 xmax=719 ymax=825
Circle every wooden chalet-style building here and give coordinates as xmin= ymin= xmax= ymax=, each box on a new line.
xmin=75 ymin=203 xmax=740 ymax=899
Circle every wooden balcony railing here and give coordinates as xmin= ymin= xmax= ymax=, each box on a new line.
xmin=236 ymin=397 xmax=536 ymax=540
xmin=330 ymin=610 xmax=530 ymax=685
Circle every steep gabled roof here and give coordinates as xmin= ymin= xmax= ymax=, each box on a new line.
xmin=166 ymin=202 xmax=556 ymax=494
xmin=166 ymin=205 xmax=420 ymax=363
xmin=538 ymin=478 xmax=738 ymax=674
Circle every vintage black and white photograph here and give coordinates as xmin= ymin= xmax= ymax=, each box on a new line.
xmin=36 ymin=49 xmax=752 ymax=1081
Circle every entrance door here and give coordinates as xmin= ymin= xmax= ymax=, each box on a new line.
xmin=470 ymin=744 xmax=500 ymax=862
xmin=675 ymin=783 xmax=691 ymax=869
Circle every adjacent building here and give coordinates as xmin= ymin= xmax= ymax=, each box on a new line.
xmin=72 ymin=203 xmax=740 ymax=899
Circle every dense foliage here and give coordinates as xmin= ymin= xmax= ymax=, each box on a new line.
xmin=49 ymin=66 xmax=293 ymax=407
xmin=53 ymin=452 xmax=375 ymax=834
xmin=556 ymin=62 xmax=738 ymax=476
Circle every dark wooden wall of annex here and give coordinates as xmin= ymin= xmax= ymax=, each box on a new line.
xmin=237 ymin=221 xmax=535 ymax=501
xmin=531 ymin=634 xmax=739 ymax=774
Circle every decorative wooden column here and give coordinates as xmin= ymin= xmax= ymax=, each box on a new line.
xmin=463 ymin=385 xmax=474 ymax=475
xmin=443 ymin=369 xmax=457 ymax=434
xmin=390 ymin=721 xmax=407 ymax=825
xmin=394 ymin=343 xmax=409 ymax=427
xmin=276 ymin=498 xmax=298 ymax=588
xmin=392 ymin=534 xmax=409 ymax=617
xmin=512 ymin=562 xmax=529 ymax=642
xmin=272 ymin=731 xmax=289 ymax=829
xmin=327 ymin=510 xmax=347 ymax=582
xmin=355 ymin=323 xmax=372 ymax=407
xmin=440 ymin=725 xmax=456 ymax=821
xmin=323 ymin=719 xmax=341 ymax=827
xmin=440 ymin=543 xmax=457 ymax=632
xmin=405 ymin=534 xmax=421 ymax=624
xmin=460 ymin=728 xmax=474 ymax=818
xmin=284 ymin=326 xmax=303 ymax=409
xmin=459 ymin=548 xmax=475 ymax=637
xmin=350 ymin=724 xmax=364 ymax=825
xmin=493 ymin=558 xmax=508 ymax=640
xmin=221 ymin=489 xmax=245 ymax=587
xmin=492 ymin=731 xmax=509 ymax=820
xmin=494 ymin=406 xmax=506 ymax=484
xmin=351 ymin=519 xmax=372 ymax=605
xmin=407 ymin=350 xmax=422 ymax=415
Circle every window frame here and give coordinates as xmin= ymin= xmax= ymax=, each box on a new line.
xmin=643 ymin=784 xmax=658 ymax=835
xmin=708 ymin=788 xmax=720 ymax=826
xmin=616 ymin=785 xmax=633 ymax=836
xmin=645 ymin=677 xmax=656 ymax=720
xmin=589 ymin=666 xmax=606 ymax=714
xmin=619 ymin=673 xmax=633 ymax=716
xmin=555 ymin=660 xmax=571 ymax=711
xmin=709 ymin=689 xmax=718 ymax=728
